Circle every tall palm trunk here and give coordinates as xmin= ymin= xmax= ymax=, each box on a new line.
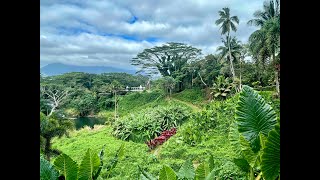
xmin=114 ymin=91 xmax=117 ymax=120
xmin=273 ymin=52 xmax=280 ymax=97
xmin=227 ymin=33 xmax=236 ymax=82
xmin=239 ymin=59 xmax=242 ymax=90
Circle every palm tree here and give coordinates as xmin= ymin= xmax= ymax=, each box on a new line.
xmin=248 ymin=0 xmax=280 ymax=95
xmin=247 ymin=0 xmax=279 ymax=27
xmin=215 ymin=7 xmax=239 ymax=82
xmin=239 ymin=44 xmax=249 ymax=90
xmin=40 ymin=112 xmax=74 ymax=161
xmin=108 ymin=80 xmax=123 ymax=120
xmin=217 ymin=36 xmax=242 ymax=64
xmin=217 ymin=36 xmax=242 ymax=91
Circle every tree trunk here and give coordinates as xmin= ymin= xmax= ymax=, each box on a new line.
xmin=191 ymin=73 xmax=193 ymax=87
xmin=275 ymin=70 xmax=280 ymax=96
xmin=273 ymin=52 xmax=280 ymax=97
xmin=227 ymin=33 xmax=236 ymax=82
xmin=114 ymin=91 xmax=117 ymax=120
xmin=45 ymin=137 xmax=51 ymax=161
xmin=48 ymin=105 xmax=56 ymax=116
xmin=239 ymin=59 xmax=242 ymax=90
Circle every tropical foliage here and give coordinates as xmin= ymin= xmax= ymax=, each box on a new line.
xmin=230 ymin=85 xmax=280 ymax=180
xmin=113 ymin=104 xmax=190 ymax=143
xmin=40 ymin=145 xmax=124 ymax=180
xmin=41 ymin=1 xmax=280 ymax=179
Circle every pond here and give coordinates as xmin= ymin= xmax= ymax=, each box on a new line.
xmin=73 ymin=117 xmax=106 ymax=130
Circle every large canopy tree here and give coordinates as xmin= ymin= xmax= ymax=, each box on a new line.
xmin=215 ymin=7 xmax=239 ymax=82
xmin=40 ymin=84 xmax=72 ymax=116
xmin=131 ymin=42 xmax=202 ymax=77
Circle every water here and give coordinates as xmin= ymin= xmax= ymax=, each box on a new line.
xmin=73 ymin=117 xmax=105 ymax=130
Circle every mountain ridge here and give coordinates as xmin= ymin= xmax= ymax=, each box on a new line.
xmin=40 ymin=63 xmax=137 ymax=76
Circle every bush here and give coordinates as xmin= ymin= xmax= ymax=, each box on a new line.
xmin=112 ymin=105 xmax=190 ymax=143
xmin=64 ymin=108 xmax=79 ymax=117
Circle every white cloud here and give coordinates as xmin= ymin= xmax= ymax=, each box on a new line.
xmin=40 ymin=0 xmax=264 ymax=69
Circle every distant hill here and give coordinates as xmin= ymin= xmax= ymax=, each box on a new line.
xmin=40 ymin=63 xmax=136 ymax=76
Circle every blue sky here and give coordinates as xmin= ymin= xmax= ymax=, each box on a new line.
xmin=40 ymin=0 xmax=264 ymax=69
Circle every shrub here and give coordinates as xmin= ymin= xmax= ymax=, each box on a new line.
xmin=181 ymin=109 xmax=217 ymax=146
xmin=64 ymin=108 xmax=79 ymax=117
xmin=112 ymin=105 xmax=190 ymax=143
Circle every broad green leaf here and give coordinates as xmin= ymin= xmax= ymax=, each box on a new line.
xmin=236 ymin=85 xmax=277 ymax=152
xmin=261 ymin=124 xmax=280 ymax=180
xmin=177 ymin=159 xmax=195 ymax=180
xmin=40 ymin=156 xmax=59 ymax=180
xmin=204 ymin=169 xmax=216 ymax=180
xmin=221 ymin=93 xmax=227 ymax=96
xmin=195 ymin=162 xmax=210 ymax=180
xmin=233 ymin=158 xmax=250 ymax=172
xmin=239 ymin=136 xmax=260 ymax=168
xmin=93 ymin=145 xmax=106 ymax=180
xmin=159 ymin=165 xmax=177 ymax=180
xmin=229 ymin=122 xmax=242 ymax=156
xmin=78 ymin=149 xmax=100 ymax=180
xmin=105 ymin=144 xmax=125 ymax=177
xmin=53 ymin=153 xmax=78 ymax=180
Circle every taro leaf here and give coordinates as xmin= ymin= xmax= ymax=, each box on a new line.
xmin=78 ymin=149 xmax=100 ymax=180
xmin=53 ymin=153 xmax=78 ymax=180
xmin=240 ymin=135 xmax=260 ymax=168
xmin=229 ymin=122 xmax=242 ymax=156
xmin=261 ymin=124 xmax=280 ymax=180
xmin=40 ymin=155 xmax=59 ymax=180
xmin=159 ymin=165 xmax=177 ymax=180
xmin=195 ymin=162 xmax=210 ymax=180
xmin=233 ymin=158 xmax=250 ymax=172
xmin=177 ymin=159 xmax=195 ymax=180
xmin=235 ymin=85 xmax=277 ymax=153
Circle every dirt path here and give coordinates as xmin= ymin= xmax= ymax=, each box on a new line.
xmin=170 ymin=97 xmax=202 ymax=112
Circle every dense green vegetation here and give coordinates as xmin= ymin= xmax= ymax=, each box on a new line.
xmin=40 ymin=1 xmax=280 ymax=179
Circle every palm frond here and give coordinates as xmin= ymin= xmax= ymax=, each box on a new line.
xmin=231 ymin=16 xmax=239 ymax=24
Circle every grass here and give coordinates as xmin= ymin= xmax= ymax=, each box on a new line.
xmin=171 ymin=88 xmax=207 ymax=107
xmin=52 ymin=125 xmax=155 ymax=179
xmin=52 ymin=89 xmax=279 ymax=179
